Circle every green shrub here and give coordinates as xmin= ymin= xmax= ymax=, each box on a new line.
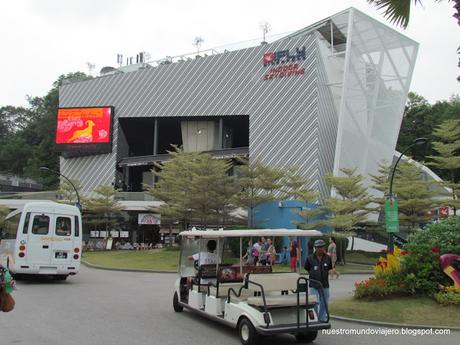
xmin=400 ymin=244 xmax=447 ymax=295
xmin=401 ymin=217 xmax=460 ymax=295
xmin=405 ymin=217 xmax=460 ymax=255
xmin=434 ymin=290 xmax=460 ymax=306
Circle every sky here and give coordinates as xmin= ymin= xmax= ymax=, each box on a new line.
xmin=0 ymin=0 xmax=458 ymax=108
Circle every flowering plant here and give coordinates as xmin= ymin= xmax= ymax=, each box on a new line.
xmin=374 ymin=246 xmax=410 ymax=277
xmin=354 ymin=278 xmax=387 ymax=299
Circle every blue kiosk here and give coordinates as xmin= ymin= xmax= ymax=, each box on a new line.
xmin=253 ymin=200 xmax=322 ymax=265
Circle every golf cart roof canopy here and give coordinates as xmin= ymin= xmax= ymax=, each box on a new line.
xmin=178 ymin=228 xmax=323 ymax=238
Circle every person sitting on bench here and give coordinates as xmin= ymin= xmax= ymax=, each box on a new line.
xmin=188 ymin=240 xmax=219 ymax=285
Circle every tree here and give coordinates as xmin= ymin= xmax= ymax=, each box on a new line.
xmin=396 ymin=93 xmax=460 ymax=178
xmin=0 ymin=72 xmax=92 ymax=188
xmin=85 ymin=185 xmax=123 ymax=237
xmin=145 ymin=147 xmax=237 ymax=230
xmin=368 ymin=0 xmax=460 ymax=28
xmin=299 ymin=168 xmax=372 ymax=262
xmin=280 ymin=166 xmax=318 ymax=203
xmin=427 ymin=119 xmax=460 ymax=214
xmin=57 ymin=178 xmax=83 ymax=206
xmin=279 ymin=166 xmax=319 ymax=225
xmin=187 ymin=153 xmax=237 ymax=229
xmin=371 ymin=160 xmax=442 ymax=230
xmin=234 ymin=159 xmax=285 ymax=228
xmin=0 ymin=106 xmax=32 ymax=140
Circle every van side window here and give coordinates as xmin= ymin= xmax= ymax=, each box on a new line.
xmin=3 ymin=213 xmax=21 ymax=239
xmin=32 ymin=215 xmax=50 ymax=235
xmin=56 ymin=217 xmax=71 ymax=236
xmin=74 ymin=216 xmax=80 ymax=237
xmin=22 ymin=212 xmax=30 ymax=234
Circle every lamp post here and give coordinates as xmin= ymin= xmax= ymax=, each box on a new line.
xmin=387 ymin=137 xmax=427 ymax=252
xmin=40 ymin=166 xmax=81 ymax=211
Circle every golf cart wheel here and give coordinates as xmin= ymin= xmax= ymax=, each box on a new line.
xmin=238 ymin=317 xmax=260 ymax=345
xmin=295 ymin=331 xmax=318 ymax=343
xmin=173 ymin=291 xmax=183 ymax=312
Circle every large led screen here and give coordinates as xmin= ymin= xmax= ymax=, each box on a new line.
xmin=55 ymin=107 xmax=113 ymax=157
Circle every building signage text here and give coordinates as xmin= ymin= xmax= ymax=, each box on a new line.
xmin=138 ymin=213 xmax=161 ymax=225
xmin=263 ymin=46 xmax=306 ymax=81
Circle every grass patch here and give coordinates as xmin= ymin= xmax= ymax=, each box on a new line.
xmin=272 ymin=264 xmax=372 ymax=273
xmin=345 ymin=250 xmax=382 ymax=265
xmin=330 ymin=297 xmax=460 ymax=327
xmin=82 ymin=249 xmax=179 ymax=271
xmin=82 ymin=250 xmax=372 ymax=273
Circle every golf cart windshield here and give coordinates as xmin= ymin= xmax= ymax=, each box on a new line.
xmin=179 ymin=236 xmax=223 ymax=277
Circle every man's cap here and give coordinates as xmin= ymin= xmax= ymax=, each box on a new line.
xmin=314 ymin=239 xmax=326 ymax=247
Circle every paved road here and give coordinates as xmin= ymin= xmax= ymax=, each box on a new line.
xmin=0 ymin=268 xmax=456 ymax=345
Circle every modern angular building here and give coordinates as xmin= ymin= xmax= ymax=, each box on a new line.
xmin=58 ymin=7 xmax=418 ymax=202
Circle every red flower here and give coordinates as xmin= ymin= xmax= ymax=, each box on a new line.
xmin=431 ymin=246 xmax=440 ymax=254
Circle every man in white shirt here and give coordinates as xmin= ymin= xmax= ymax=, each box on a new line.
xmin=188 ymin=240 xmax=219 ymax=284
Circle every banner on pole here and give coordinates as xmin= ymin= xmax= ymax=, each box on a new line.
xmin=385 ymin=196 xmax=400 ymax=233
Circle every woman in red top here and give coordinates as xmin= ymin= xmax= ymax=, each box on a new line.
xmin=290 ymin=240 xmax=300 ymax=272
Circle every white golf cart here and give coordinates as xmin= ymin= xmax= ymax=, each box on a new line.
xmin=173 ymin=229 xmax=331 ymax=345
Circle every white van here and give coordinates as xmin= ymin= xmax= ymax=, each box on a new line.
xmin=0 ymin=202 xmax=82 ymax=280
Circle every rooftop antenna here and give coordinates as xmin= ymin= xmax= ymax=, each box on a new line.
xmin=259 ymin=21 xmax=271 ymax=44
xmin=117 ymin=54 xmax=123 ymax=67
xmin=86 ymin=62 xmax=96 ymax=76
xmin=193 ymin=36 xmax=204 ymax=56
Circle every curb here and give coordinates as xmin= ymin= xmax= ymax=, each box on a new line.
xmin=346 ymin=261 xmax=374 ymax=267
xmin=81 ymin=260 xmax=176 ymax=274
xmin=330 ymin=315 xmax=460 ymax=332
xmin=339 ymin=270 xmax=374 ymax=274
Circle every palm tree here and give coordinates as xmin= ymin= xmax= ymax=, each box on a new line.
xmin=368 ymin=0 xmax=459 ymax=28
xmin=367 ymin=0 xmax=422 ymax=28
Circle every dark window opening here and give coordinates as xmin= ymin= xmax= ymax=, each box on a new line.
xmin=129 ymin=166 xmax=155 ymax=192
xmin=119 ymin=118 xmax=155 ymax=156
xmin=157 ymin=118 xmax=182 ymax=154
xmin=117 ymin=115 xmax=249 ymax=192
xmin=222 ymin=116 xmax=249 ymax=148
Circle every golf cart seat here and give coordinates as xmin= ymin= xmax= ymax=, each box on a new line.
xmin=208 ymin=265 xmax=272 ymax=298
xmin=245 ymin=272 xmax=317 ymax=308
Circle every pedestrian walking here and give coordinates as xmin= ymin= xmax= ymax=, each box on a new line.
xmin=304 ymin=239 xmax=332 ymax=322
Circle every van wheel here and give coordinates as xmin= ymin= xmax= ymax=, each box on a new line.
xmin=173 ymin=292 xmax=183 ymax=312
xmin=295 ymin=331 xmax=318 ymax=343
xmin=238 ymin=317 xmax=260 ymax=345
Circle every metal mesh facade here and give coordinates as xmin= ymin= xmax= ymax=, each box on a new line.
xmin=58 ymin=8 xmax=417 ymax=200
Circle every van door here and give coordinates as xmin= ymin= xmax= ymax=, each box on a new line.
xmin=27 ymin=213 xmax=53 ymax=265
xmin=51 ymin=215 xmax=73 ymax=264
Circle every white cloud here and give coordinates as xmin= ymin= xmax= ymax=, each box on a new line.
xmin=0 ymin=0 xmax=458 ymax=107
